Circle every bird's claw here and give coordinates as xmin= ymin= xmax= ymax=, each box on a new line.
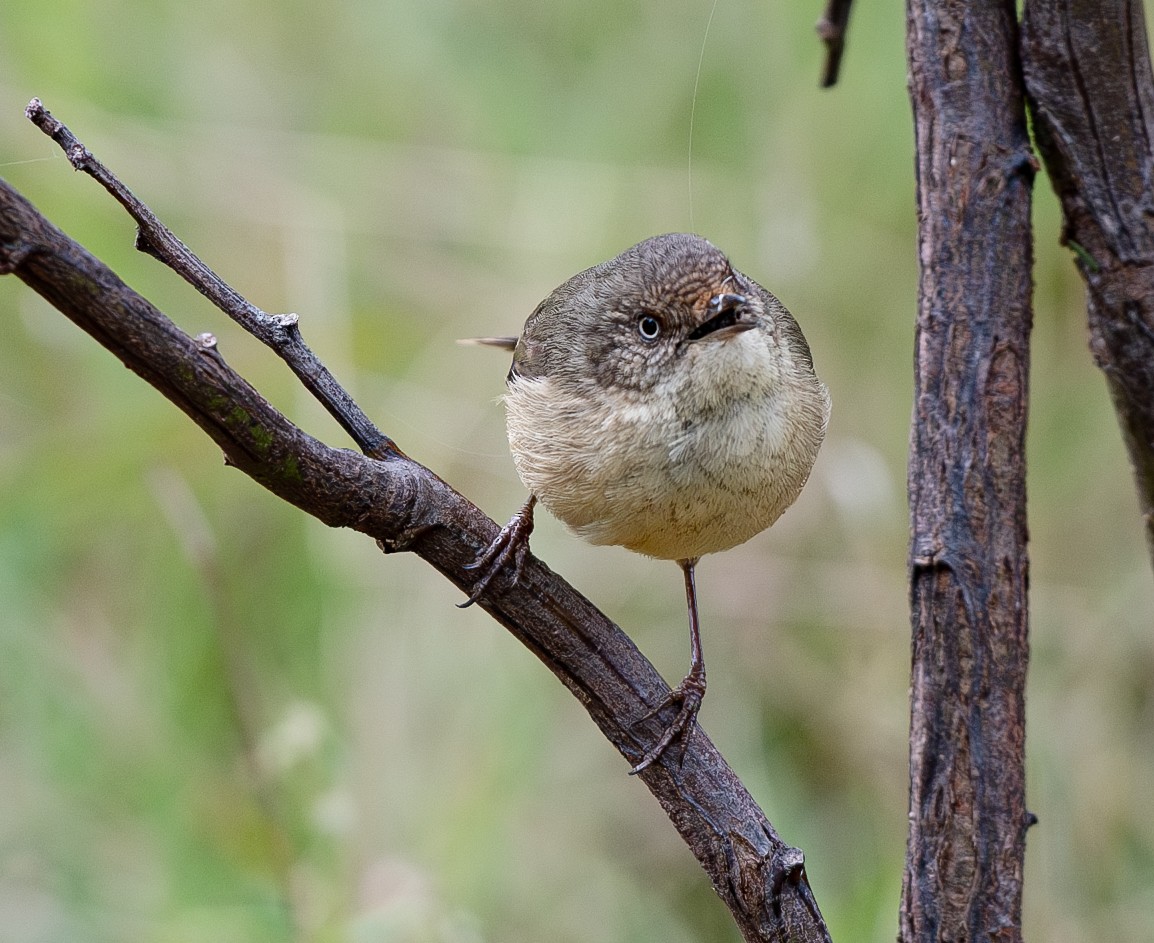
xmin=458 ymin=496 xmax=536 ymax=608
xmin=629 ymin=667 xmax=706 ymax=775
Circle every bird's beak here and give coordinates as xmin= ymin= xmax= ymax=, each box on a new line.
xmin=688 ymin=293 xmax=756 ymax=342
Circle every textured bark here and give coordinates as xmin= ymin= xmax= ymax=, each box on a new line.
xmin=902 ymin=1 xmax=1033 ymax=941
xmin=1021 ymin=0 xmax=1154 ymax=565
xmin=0 ymin=176 xmax=831 ymax=943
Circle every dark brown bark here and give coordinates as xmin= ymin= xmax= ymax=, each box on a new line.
xmin=902 ymin=1 xmax=1033 ymax=941
xmin=1021 ymin=0 xmax=1154 ymax=565
xmin=816 ymin=0 xmax=855 ymax=88
xmin=0 ymin=175 xmax=831 ymax=942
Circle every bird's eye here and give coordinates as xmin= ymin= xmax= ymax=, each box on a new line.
xmin=637 ymin=314 xmax=662 ymax=342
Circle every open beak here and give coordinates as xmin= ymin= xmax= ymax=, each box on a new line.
xmin=688 ymin=293 xmax=756 ymax=342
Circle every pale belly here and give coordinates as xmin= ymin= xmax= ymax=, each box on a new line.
xmin=505 ymin=376 xmax=822 ymax=561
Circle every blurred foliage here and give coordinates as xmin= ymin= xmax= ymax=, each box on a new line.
xmin=1 ymin=1 xmax=1153 ymax=941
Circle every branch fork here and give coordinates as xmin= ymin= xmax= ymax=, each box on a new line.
xmin=1 ymin=100 xmax=832 ymax=943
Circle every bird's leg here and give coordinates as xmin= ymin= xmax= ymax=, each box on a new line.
xmin=630 ymin=557 xmax=707 ymax=774
xmin=458 ymin=495 xmax=537 ymax=608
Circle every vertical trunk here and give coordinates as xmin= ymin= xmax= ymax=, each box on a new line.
xmin=1021 ymin=0 xmax=1154 ymax=567
xmin=902 ymin=2 xmax=1033 ymax=940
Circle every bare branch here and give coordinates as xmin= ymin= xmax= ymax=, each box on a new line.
xmin=24 ymin=97 xmax=397 ymax=461
xmin=902 ymin=0 xmax=1033 ymax=940
xmin=815 ymin=0 xmax=854 ymax=88
xmin=0 ymin=162 xmax=831 ymax=942
xmin=1021 ymin=2 xmax=1154 ymax=567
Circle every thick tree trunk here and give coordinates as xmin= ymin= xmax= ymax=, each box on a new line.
xmin=1021 ymin=0 xmax=1154 ymax=567
xmin=902 ymin=1 xmax=1033 ymax=940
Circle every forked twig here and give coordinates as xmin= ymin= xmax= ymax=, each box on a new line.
xmin=5 ymin=101 xmax=834 ymax=943
xmin=24 ymin=97 xmax=398 ymax=460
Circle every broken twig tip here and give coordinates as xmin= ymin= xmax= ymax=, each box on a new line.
xmin=816 ymin=0 xmax=855 ymax=88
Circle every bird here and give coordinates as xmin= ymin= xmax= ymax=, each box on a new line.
xmin=460 ymin=232 xmax=829 ymax=773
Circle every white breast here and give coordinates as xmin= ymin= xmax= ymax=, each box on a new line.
xmin=504 ymin=330 xmax=829 ymax=561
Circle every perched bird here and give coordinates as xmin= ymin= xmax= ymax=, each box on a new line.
xmin=462 ymin=233 xmax=829 ymax=773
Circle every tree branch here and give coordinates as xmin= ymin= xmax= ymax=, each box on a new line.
xmin=1020 ymin=1 xmax=1154 ymax=568
xmin=0 ymin=143 xmax=830 ymax=941
xmin=902 ymin=1 xmax=1033 ymax=940
xmin=816 ymin=0 xmax=855 ymax=88
xmin=23 ymin=98 xmax=398 ymax=461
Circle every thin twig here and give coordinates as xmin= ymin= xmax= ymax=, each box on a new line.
xmin=816 ymin=0 xmax=855 ymax=88
xmin=23 ymin=97 xmax=398 ymax=461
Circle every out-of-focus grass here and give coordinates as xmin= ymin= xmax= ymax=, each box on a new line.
xmin=1 ymin=1 xmax=1152 ymax=941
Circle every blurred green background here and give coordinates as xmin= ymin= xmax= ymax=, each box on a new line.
xmin=1 ymin=1 xmax=1152 ymax=941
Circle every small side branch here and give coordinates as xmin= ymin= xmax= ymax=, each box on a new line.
xmin=816 ymin=0 xmax=855 ymax=88
xmin=24 ymin=98 xmax=397 ymax=460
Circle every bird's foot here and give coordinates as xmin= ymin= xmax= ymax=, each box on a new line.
xmin=629 ymin=665 xmax=706 ymax=775
xmin=458 ymin=496 xmax=536 ymax=608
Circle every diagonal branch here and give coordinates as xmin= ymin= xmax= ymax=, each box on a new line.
xmin=24 ymin=97 xmax=397 ymax=461
xmin=0 ymin=154 xmax=830 ymax=941
xmin=1021 ymin=1 xmax=1154 ymax=568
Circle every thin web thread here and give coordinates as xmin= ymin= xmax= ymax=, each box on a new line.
xmin=688 ymin=0 xmax=721 ymax=233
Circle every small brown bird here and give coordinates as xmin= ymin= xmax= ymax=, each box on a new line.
xmin=462 ymin=233 xmax=829 ymax=773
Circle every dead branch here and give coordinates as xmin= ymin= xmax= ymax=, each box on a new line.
xmin=1021 ymin=1 xmax=1154 ymax=568
xmin=816 ymin=0 xmax=854 ymax=88
xmin=901 ymin=1 xmax=1034 ymax=940
xmin=24 ymin=98 xmax=396 ymax=460
xmin=0 ymin=111 xmax=830 ymax=942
